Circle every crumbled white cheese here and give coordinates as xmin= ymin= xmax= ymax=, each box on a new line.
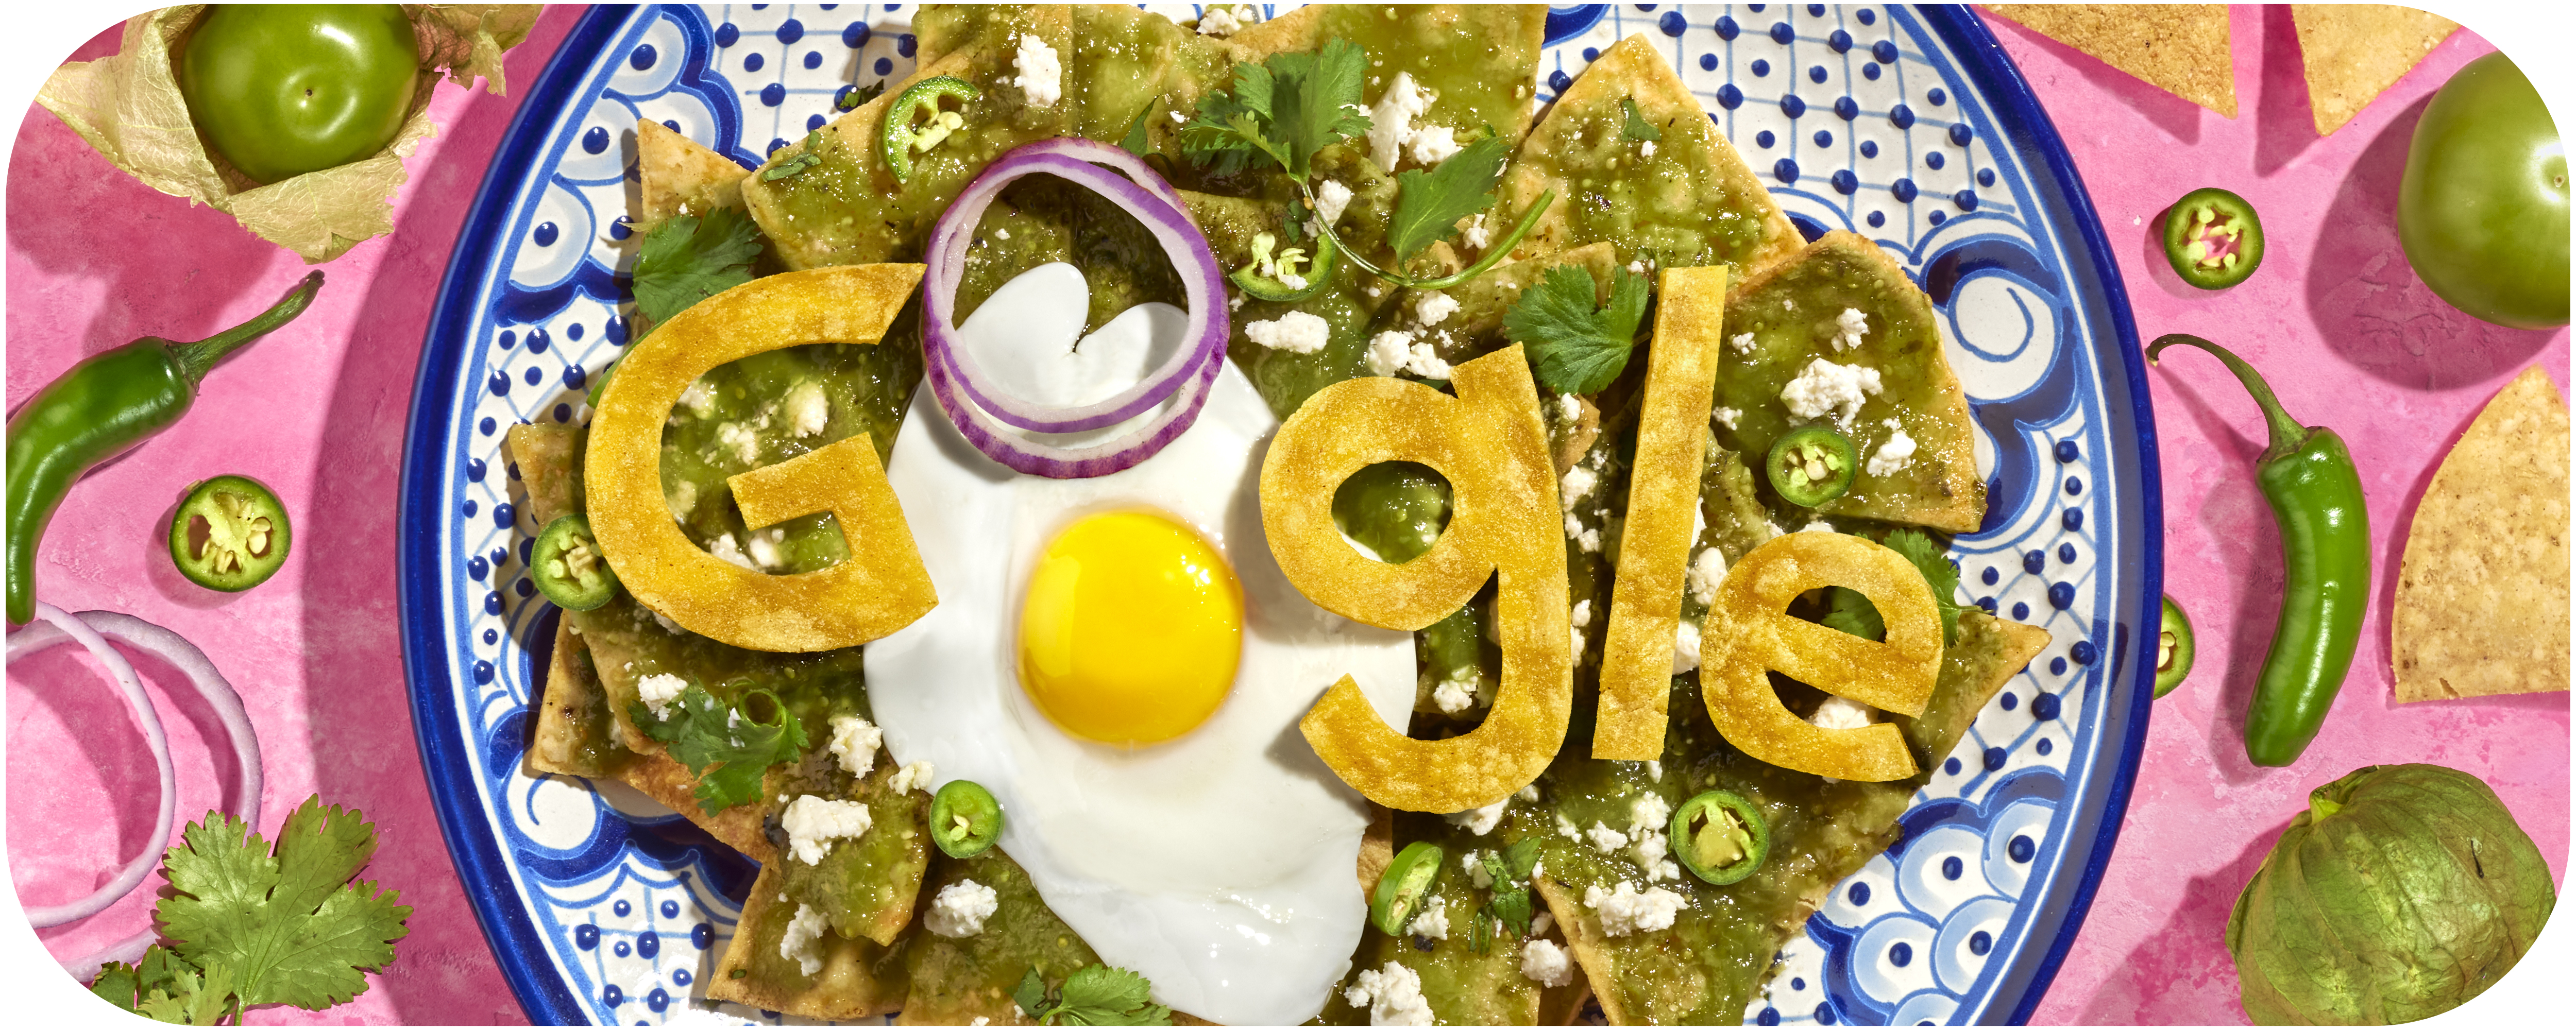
xmin=1462 ymin=213 xmax=1491 ymax=250
xmin=886 ymin=760 xmax=936 ymax=795
xmin=1432 ymin=670 xmax=1478 ymax=714
xmin=1519 ymin=938 xmax=1575 ymax=987
xmin=1627 ymin=259 xmax=1648 ymax=275
xmin=635 ymin=673 xmax=688 ymax=720
xmin=1414 ymin=290 xmax=1460 ymax=327
xmin=1640 ymin=140 xmax=1658 ymax=159
xmin=1834 ymin=306 xmax=1870 ymax=351
xmin=707 ymin=533 xmax=757 ymax=570
xmin=1583 ymin=880 xmax=1686 ymax=936
xmin=715 ymin=421 xmax=762 ymax=464
xmin=1687 ymin=546 xmax=1727 ymax=605
xmin=1169 ymin=109 xmax=1188 ymax=125
xmin=970 ymin=1020 xmax=990 ymax=1027
xmin=647 ymin=607 xmax=687 ymax=635
xmin=1779 ymin=357 xmax=1885 ymax=425
xmin=667 ymin=479 xmax=699 ymax=519
xmin=778 ymin=903 xmax=828 ymax=976
xmin=1196 ymin=6 xmax=1247 ymax=36
xmin=1285 ymin=178 xmax=1343 ymax=234
xmin=827 ymin=715 xmax=882 ymax=777
xmin=1570 ymin=623 xmax=1587 ymax=655
xmin=781 ymin=795 xmax=873 ymax=865
xmin=1554 ymin=812 xmax=1582 ymax=842
xmin=1645 ymin=760 xmax=1663 ymax=782
xmin=993 ymin=227 xmax=1012 ymax=242
xmin=1406 ymin=124 xmax=1462 ymax=165
xmin=1404 ymin=340 xmax=1452 ymax=380
xmin=1345 ymin=961 xmax=1433 ymax=1026
xmin=1570 ymin=599 xmax=1593 ymax=628
xmin=925 ymin=879 xmax=999 ymax=938
xmin=1711 ymin=406 xmax=1742 ymax=431
xmin=1800 ymin=519 xmax=1837 ymax=534
xmin=1567 ymin=512 xmax=1601 ymax=554
xmin=1446 ymin=797 xmax=1509 ymax=836
xmin=1728 ymin=331 xmax=1758 ymax=355
xmin=1632 ymin=829 xmax=1681 ymax=882
xmin=1245 ymin=311 xmax=1332 ymax=354
xmin=1810 ymin=694 xmax=1878 ymax=730
xmin=1407 ymin=894 xmax=1451 ymax=940
xmin=1670 ymin=618 xmax=1703 ymax=675
xmin=1630 ymin=792 xmax=1672 ymax=834
xmin=1561 ymin=465 xmax=1599 ymax=507
xmin=1367 ymin=72 xmax=1435 ymax=169
xmin=1585 ymin=821 xmax=1630 ymax=855
xmin=744 ymin=526 xmax=785 ymax=569
xmin=1519 ymin=783 xmax=1540 ymax=802
xmin=1868 ymin=428 xmax=1919 ymax=477
xmin=1366 ymin=330 xmax=1412 ymax=376
xmin=1011 ymin=34 xmax=1061 ymax=107
xmin=1531 ymin=911 xmax=1555 ymax=937
xmin=1463 ymin=849 xmax=1494 ymax=889
xmin=679 ymin=378 xmax=717 ymax=418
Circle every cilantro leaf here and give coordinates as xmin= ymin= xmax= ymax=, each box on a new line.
xmin=632 ymin=684 xmax=809 ymax=814
xmin=1488 ymin=887 xmax=1535 ymax=935
xmin=1821 ymin=586 xmax=1886 ymax=641
xmin=1181 ymin=39 xmax=1369 ymax=179
xmin=94 ymin=945 xmax=230 ymax=1023
xmin=1469 ymin=905 xmax=1494 ymax=954
xmin=1882 ymin=528 xmax=1966 ymax=645
xmin=1386 ymin=133 xmax=1509 ymax=262
xmin=155 ymin=796 xmax=412 ymax=1012
xmin=631 ymin=207 xmax=765 ymax=327
xmin=1507 ymin=264 xmax=1653 ymax=394
xmin=1120 ymin=100 xmax=1159 ymax=157
xmin=1620 ymin=97 xmax=1663 ymax=142
xmin=839 ymin=79 xmax=887 ymax=111
xmin=1015 ymin=964 xmax=1174 ymax=1026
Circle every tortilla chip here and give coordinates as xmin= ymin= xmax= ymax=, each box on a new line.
xmin=2393 ymin=367 xmax=2571 ymax=701
xmin=1980 ymin=5 xmax=2236 ymax=117
xmin=706 ymin=866 xmax=911 ymax=1019
xmin=2290 ymin=5 xmax=2459 ymax=135
xmin=635 ymin=117 xmax=750 ymax=230
xmin=1503 ymin=33 xmax=1799 ymax=277
xmin=1230 ymin=4 xmax=1549 ymax=152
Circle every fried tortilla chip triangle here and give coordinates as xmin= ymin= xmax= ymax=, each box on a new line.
xmin=1980 ymin=4 xmax=2236 ymax=117
xmin=2290 ymin=4 xmax=2459 ymax=135
xmin=1230 ymin=4 xmax=1549 ymax=151
xmin=2393 ymin=366 xmax=2571 ymax=702
xmin=635 ymin=117 xmax=750 ymax=230
xmin=1504 ymin=33 xmax=1799 ymax=276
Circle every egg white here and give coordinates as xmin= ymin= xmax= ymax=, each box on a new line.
xmin=865 ymin=265 xmax=1416 ymax=1025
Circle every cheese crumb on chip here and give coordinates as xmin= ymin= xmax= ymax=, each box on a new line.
xmin=636 ymin=673 xmax=687 ymax=720
xmin=778 ymin=903 xmax=828 ymax=975
xmin=1246 ymin=311 xmax=1332 ymax=354
xmin=924 ymin=879 xmax=999 ymax=938
xmin=886 ymin=760 xmax=936 ymax=795
xmin=827 ymin=715 xmax=882 ymax=777
xmin=1011 ymin=35 xmax=1061 ymax=108
xmin=781 ymin=795 xmax=872 ymax=865
xmin=1346 ymin=960 xmax=1433 ymax=1025
xmin=1521 ymin=938 xmax=1575 ymax=987
xmin=1584 ymin=879 xmax=1685 ymax=936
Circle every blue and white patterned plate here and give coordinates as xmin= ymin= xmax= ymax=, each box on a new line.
xmin=399 ymin=5 xmax=2159 ymax=1024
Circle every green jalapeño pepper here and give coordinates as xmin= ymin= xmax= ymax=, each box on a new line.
xmin=532 ymin=514 xmax=619 ymax=611
xmin=168 ymin=474 xmax=292 ymax=591
xmin=1767 ymin=424 xmax=1858 ymax=507
xmin=1671 ymin=789 xmax=1770 ymax=885
xmin=2162 ymin=188 xmax=2265 ymax=289
xmin=2155 ymin=594 xmax=2196 ymax=698
xmin=881 ymin=76 xmax=981 ymax=183
xmin=6 ymin=271 xmax=324 ymax=624
xmin=2148 ymin=335 xmax=2369 ymax=766
xmin=1229 ymin=229 xmax=1337 ymax=302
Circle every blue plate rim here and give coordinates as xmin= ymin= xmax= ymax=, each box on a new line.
xmin=399 ymin=5 xmax=632 ymax=1025
xmin=393 ymin=6 xmax=2166 ymax=1024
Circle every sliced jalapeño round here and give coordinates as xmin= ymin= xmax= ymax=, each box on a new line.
xmin=882 ymin=76 xmax=981 ymax=183
xmin=2162 ymin=187 xmax=2265 ymax=289
xmin=168 ymin=474 xmax=291 ymax=592
xmin=1229 ymin=228 xmax=1337 ymax=302
xmin=533 ymin=514 xmax=620 ymax=611
xmin=1671 ymin=789 xmax=1769 ymax=886
xmin=928 ymin=779 xmax=1003 ymax=858
xmin=2156 ymin=594 xmax=2196 ymax=698
xmin=1766 ymin=425 xmax=1858 ymax=507
xmin=1370 ymin=840 xmax=1445 ymax=936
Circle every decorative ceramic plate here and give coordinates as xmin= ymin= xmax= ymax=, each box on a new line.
xmin=400 ymin=4 xmax=2159 ymax=1024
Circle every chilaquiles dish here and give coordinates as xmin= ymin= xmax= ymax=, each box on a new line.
xmin=511 ymin=5 xmax=2053 ymax=1024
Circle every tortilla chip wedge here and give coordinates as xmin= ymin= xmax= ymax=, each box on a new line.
xmin=2393 ymin=366 xmax=2571 ymax=702
xmin=635 ymin=117 xmax=750 ymax=231
xmin=1230 ymin=4 xmax=1549 ymax=152
xmin=2290 ymin=5 xmax=2459 ymax=135
xmin=1505 ymin=33 xmax=1799 ymax=277
xmin=1981 ymin=5 xmax=2236 ymax=117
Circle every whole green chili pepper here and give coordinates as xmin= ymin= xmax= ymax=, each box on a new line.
xmin=2147 ymin=334 xmax=2370 ymax=767
xmin=6 ymin=271 xmax=324 ymax=624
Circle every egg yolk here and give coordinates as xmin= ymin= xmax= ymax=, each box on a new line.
xmin=1019 ymin=510 xmax=1244 ymax=747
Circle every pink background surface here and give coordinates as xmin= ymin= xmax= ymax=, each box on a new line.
xmin=2 ymin=5 xmax=2567 ymax=1025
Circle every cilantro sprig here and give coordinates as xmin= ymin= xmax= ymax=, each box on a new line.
xmin=1505 ymin=264 xmax=1653 ymax=394
xmin=1013 ymin=965 xmax=1175 ymax=1025
xmin=631 ymin=205 xmax=765 ymax=327
xmin=631 ymin=683 xmax=809 ymax=814
xmin=1620 ymin=97 xmax=1664 ymax=143
xmin=1180 ymin=42 xmax=1554 ymax=290
xmin=1820 ymin=528 xmax=1967 ymax=646
xmin=1467 ymin=837 xmax=1543 ymax=955
xmin=94 ymin=796 xmax=413 ymax=1024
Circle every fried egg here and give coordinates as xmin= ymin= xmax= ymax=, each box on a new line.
xmin=866 ymin=264 xmax=1415 ymax=1025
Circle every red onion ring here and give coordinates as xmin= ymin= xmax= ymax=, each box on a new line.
xmin=1008 ymin=135 xmax=1191 ymax=211
xmin=4 ymin=603 xmax=177 ymax=930
xmin=924 ymin=317 xmax=1227 ymax=478
xmin=922 ymin=143 xmax=1229 ymax=440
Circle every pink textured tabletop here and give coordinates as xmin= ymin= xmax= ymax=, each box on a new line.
xmin=3 ymin=5 xmax=2567 ymax=1026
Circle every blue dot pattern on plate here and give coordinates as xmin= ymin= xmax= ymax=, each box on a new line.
xmin=413 ymin=5 xmax=2148 ymax=1026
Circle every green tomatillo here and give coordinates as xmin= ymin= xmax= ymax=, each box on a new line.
xmin=2398 ymin=52 xmax=2569 ymax=330
xmin=178 ymin=5 xmax=421 ymax=185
